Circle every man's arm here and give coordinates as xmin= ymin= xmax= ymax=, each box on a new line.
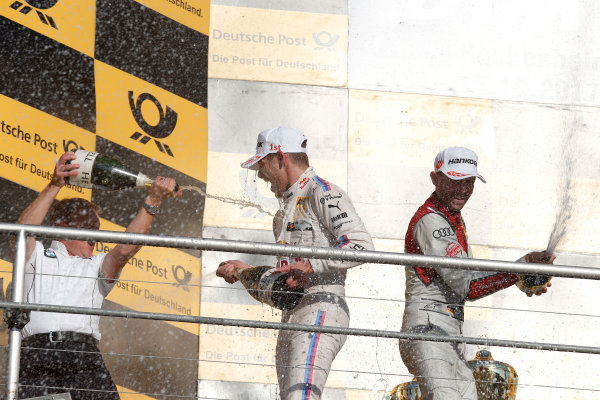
xmin=414 ymin=214 xmax=554 ymax=299
xmin=101 ymin=177 xmax=180 ymax=282
xmin=414 ymin=213 xmax=518 ymax=300
xmin=12 ymin=152 xmax=79 ymax=260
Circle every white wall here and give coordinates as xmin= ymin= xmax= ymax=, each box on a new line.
xmin=202 ymin=1 xmax=600 ymax=398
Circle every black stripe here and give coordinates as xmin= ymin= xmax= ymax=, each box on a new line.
xmin=0 ymin=16 xmax=96 ymax=132
xmin=95 ymin=0 xmax=208 ymax=107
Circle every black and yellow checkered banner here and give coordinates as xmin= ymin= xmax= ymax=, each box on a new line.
xmin=0 ymin=0 xmax=209 ymax=397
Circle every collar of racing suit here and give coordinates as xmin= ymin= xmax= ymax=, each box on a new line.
xmin=427 ymin=193 xmax=468 ymax=253
xmin=281 ymin=166 xmax=315 ymax=203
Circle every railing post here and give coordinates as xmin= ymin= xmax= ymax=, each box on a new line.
xmin=6 ymin=229 xmax=29 ymax=400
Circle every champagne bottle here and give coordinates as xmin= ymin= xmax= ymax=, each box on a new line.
xmin=67 ymin=149 xmax=154 ymax=190
xmin=233 ymin=266 xmax=304 ymax=311
xmin=516 ymin=274 xmax=552 ymax=294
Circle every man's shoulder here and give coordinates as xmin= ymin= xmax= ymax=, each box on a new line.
xmin=306 ymin=177 xmax=354 ymax=213
xmin=304 ymin=173 xmax=345 ymax=195
xmin=416 ymin=211 xmax=454 ymax=231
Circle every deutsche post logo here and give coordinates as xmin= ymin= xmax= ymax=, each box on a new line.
xmin=172 ymin=264 xmax=192 ymax=291
xmin=9 ymin=0 xmax=59 ymax=29
xmin=128 ymin=91 xmax=178 ymax=157
xmin=312 ymin=31 xmax=339 ymax=51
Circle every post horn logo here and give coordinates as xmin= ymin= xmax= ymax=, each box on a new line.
xmin=312 ymin=31 xmax=339 ymax=51
xmin=128 ymin=91 xmax=178 ymax=158
xmin=9 ymin=0 xmax=59 ymax=29
xmin=172 ymin=265 xmax=192 ymax=291
xmin=62 ymin=139 xmax=84 ymax=153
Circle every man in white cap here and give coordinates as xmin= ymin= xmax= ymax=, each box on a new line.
xmin=217 ymin=127 xmax=374 ymax=399
xmin=400 ymin=146 xmax=554 ymax=400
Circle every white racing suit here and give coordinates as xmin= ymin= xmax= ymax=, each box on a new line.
xmin=273 ymin=167 xmax=374 ymax=400
xmin=400 ymin=193 xmax=519 ymax=400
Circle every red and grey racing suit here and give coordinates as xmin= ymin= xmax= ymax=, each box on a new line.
xmin=274 ymin=167 xmax=374 ymax=400
xmin=400 ymin=193 xmax=519 ymax=400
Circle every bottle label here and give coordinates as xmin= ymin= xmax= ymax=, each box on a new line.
xmin=68 ymin=149 xmax=98 ymax=189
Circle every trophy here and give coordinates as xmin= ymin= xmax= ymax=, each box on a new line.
xmin=468 ymin=350 xmax=518 ymax=400
xmin=389 ymin=378 xmax=421 ymax=400
xmin=389 ymin=350 xmax=518 ymax=400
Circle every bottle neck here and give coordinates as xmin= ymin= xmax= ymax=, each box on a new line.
xmin=138 ymin=174 xmax=154 ymax=188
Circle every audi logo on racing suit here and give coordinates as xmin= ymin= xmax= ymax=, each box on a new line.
xmin=432 ymin=226 xmax=455 ymax=239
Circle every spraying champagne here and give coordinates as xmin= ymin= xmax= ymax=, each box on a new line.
xmin=229 ymin=265 xmax=304 ymax=310
xmin=66 ymin=149 xmax=177 ymax=191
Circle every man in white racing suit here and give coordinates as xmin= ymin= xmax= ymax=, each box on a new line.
xmin=217 ymin=127 xmax=374 ymax=399
xmin=400 ymin=146 xmax=554 ymax=400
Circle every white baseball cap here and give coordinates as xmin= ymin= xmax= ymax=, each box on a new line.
xmin=241 ymin=127 xmax=307 ymax=170
xmin=434 ymin=147 xmax=486 ymax=183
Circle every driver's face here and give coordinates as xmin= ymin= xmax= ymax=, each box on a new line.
xmin=431 ymin=172 xmax=475 ymax=212
xmin=257 ymin=153 xmax=285 ymax=198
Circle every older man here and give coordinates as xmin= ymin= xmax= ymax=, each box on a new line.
xmin=13 ymin=151 xmax=180 ymax=400
xmin=400 ymin=146 xmax=554 ymax=400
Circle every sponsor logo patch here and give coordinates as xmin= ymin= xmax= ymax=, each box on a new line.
xmin=333 ymin=220 xmax=353 ymax=230
xmin=448 ymin=158 xmax=477 ymax=166
xmin=445 ymin=242 xmax=465 ymax=257
xmin=432 ymin=226 xmax=454 ymax=239
xmin=299 ymin=177 xmax=310 ymax=189
xmin=295 ymin=196 xmax=308 ymax=212
xmin=327 ymin=201 xmax=340 ymax=211
xmin=330 ymin=212 xmax=348 ymax=223
xmin=44 ymin=248 xmax=57 ymax=258
xmin=286 ymin=220 xmax=313 ymax=231
xmin=319 ymin=193 xmax=342 ymax=204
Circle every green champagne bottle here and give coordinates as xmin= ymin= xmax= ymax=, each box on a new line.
xmin=67 ymin=149 xmax=153 ymax=190
xmin=233 ymin=265 xmax=304 ymax=311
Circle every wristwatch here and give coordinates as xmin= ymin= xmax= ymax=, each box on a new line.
xmin=143 ymin=202 xmax=160 ymax=216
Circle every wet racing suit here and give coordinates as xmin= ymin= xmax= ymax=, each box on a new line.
xmin=400 ymin=193 xmax=519 ymax=400
xmin=273 ymin=167 xmax=374 ymax=400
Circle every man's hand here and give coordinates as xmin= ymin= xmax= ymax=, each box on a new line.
xmin=520 ymin=251 xmax=555 ymax=297
xmin=276 ymin=260 xmax=314 ymax=289
xmin=148 ymin=176 xmax=181 ymax=203
xmin=216 ymin=260 xmax=250 ymax=284
xmin=51 ymin=152 xmax=79 ymax=188
xmin=524 ymin=251 xmax=555 ymax=264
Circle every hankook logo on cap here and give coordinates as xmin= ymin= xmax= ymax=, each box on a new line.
xmin=128 ymin=91 xmax=178 ymax=157
xmin=9 ymin=0 xmax=59 ymax=29
xmin=448 ymin=158 xmax=477 ymax=165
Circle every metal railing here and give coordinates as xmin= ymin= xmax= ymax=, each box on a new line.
xmin=1 ymin=222 xmax=600 ymax=400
